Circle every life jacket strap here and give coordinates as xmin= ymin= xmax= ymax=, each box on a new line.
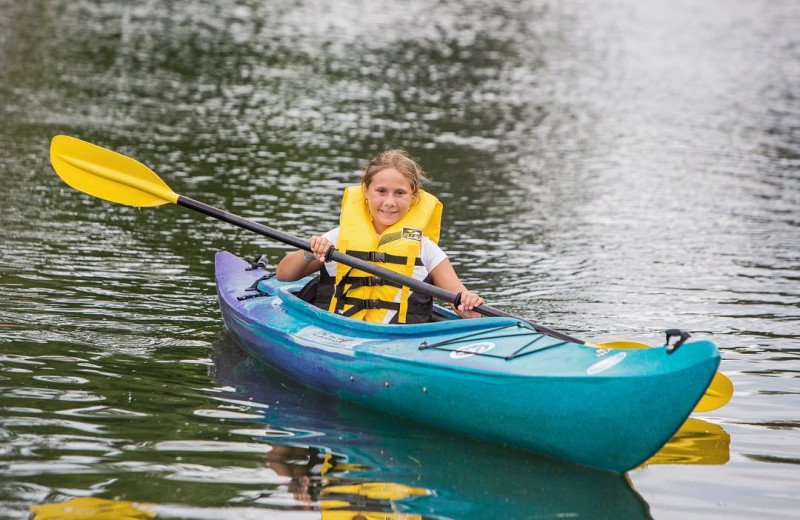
xmin=317 ymin=268 xmax=435 ymax=324
xmin=338 ymin=297 xmax=430 ymax=318
xmin=333 ymin=268 xmax=398 ymax=301
xmin=345 ymin=250 xmax=424 ymax=266
xmin=338 ymin=275 xmax=401 ymax=292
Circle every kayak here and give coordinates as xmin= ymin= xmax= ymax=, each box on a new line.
xmin=215 ymin=250 xmax=720 ymax=473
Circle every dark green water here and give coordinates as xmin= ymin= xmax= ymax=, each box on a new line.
xmin=1 ymin=0 xmax=799 ymax=518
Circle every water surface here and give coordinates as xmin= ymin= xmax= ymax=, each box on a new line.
xmin=1 ymin=0 xmax=799 ymax=518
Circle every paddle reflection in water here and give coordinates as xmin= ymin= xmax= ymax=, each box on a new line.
xmin=210 ymin=332 xmax=653 ymax=520
xmin=642 ymin=418 xmax=729 ymax=468
xmin=30 ymin=497 xmax=156 ymax=520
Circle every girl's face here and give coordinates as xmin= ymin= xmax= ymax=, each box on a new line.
xmin=363 ymin=168 xmax=414 ymax=234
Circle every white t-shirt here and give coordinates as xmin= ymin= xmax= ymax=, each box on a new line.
xmin=321 ymin=227 xmax=447 ymax=323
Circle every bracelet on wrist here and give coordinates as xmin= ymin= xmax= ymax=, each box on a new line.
xmin=302 ymin=251 xmax=315 ymax=262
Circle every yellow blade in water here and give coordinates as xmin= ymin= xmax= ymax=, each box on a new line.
xmin=691 ymin=371 xmax=734 ymax=412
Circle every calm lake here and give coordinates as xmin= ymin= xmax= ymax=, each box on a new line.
xmin=1 ymin=0 xmax=799 ymax=518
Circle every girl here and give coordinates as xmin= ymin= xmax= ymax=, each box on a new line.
xmin=277 ymin=150 xmax=484 ymax=324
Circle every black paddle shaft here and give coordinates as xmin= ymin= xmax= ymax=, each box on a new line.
xmin=177 ymin=195 xmax=584 ymax=345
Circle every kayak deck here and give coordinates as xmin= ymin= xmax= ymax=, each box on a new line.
xmin=215 ymin=251 xmax=720 ymax=473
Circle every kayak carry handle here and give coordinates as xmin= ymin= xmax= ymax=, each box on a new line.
xmin=665 ymin=329 xmax=691 ymax=353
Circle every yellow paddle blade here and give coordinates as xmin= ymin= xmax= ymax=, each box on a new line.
xmin=692 ymin=371 xmax=733 ymax=412
xmin=596 ymin=340 xmax=651 ymax=349
xmin=50 ymin=135 xmax=178 ymax=207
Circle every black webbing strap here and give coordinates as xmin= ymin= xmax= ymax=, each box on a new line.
xmin=245 ymin=273 xmax=276 ymax=292
xmin=333 ymin=267 xmax=397 ymax=310
xmin=238 ymin=272 xmax=277 ymax=301
xmin=339 ymin=297 xmax=401 ymax=317
xmin=336 ymin=274 xmax=402 ymax=294
xmin=345 ymin=250 xmax=424 ymax=266
xmin=337 ymin=296 xmax=432 ymax=318
xmin=245 ymin=254 xmax=269 ymax=270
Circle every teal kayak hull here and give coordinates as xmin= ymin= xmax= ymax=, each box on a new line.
xmin=215 ymin=251 xmax=720 ymax=473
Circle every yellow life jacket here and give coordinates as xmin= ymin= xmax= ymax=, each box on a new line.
xmin=328 ymin=186 xmax=442 ymax=324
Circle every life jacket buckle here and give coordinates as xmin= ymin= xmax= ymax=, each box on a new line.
xmin=364 ymin=298 xmax=382 ymax=310
xmin=368 ymin=252 xmax=387 ymax=263
xmin=364 ymin=276 xmax=383 ymax=287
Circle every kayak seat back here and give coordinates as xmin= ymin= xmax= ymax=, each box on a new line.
xmin=294 ymin=274 xmax=321 ymax=304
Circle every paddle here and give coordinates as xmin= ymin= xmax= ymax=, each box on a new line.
xmin=49 ymin=135 xmax=732 ymax=412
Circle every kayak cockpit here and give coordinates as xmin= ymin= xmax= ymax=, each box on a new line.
xmin=275 ymin=274 xmax=460 ymax=323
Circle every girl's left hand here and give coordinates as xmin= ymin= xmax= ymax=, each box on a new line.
xmin=456 ymin=291 xmax=484 ymax=318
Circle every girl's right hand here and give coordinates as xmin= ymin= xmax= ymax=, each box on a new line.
xmin=455 ymin=290 xmax=485 ymax=318
xmin=307 ymin=235 xmax=333 ymax=262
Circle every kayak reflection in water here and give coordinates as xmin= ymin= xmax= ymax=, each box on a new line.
xmin=277 ymin=149 xmax=483 ymax=324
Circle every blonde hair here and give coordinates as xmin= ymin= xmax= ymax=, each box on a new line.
xmin=361 ymin=149 xmax=428 ymax=201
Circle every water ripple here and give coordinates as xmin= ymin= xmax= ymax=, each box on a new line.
xmin=153 ymin=440 xmax=272 ymax=454
xmin=193 ymin=409 xmax=264 ymax=420
xmin=0 ymin=387 xmax=105 ymax=402
xmin=55 ymin=406 xmax=149 ymax=419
